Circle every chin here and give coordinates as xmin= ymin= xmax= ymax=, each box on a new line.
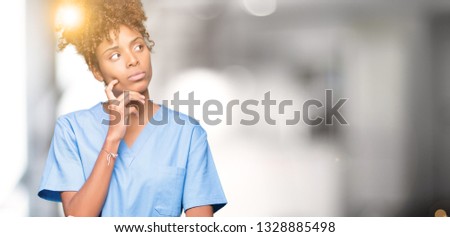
xmin=128 ymin=80 xmax=150 ymax=92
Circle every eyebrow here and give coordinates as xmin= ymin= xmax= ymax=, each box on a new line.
xmin=101 ymin=37 xmax=145 ymax=56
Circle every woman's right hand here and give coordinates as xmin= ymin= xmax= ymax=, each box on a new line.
xmin=104 ymin=80 xmax=146 ymax=141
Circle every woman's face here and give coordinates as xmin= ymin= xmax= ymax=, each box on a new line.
xmin=94 ymin=24 xmax=152 ymax=96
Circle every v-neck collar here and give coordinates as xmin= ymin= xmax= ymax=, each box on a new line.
xmin=94 ymin=101 xmax=164 ymax=167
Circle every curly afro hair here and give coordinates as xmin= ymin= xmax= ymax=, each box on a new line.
xmin=57 ymin=0 xmax=154 ymax=71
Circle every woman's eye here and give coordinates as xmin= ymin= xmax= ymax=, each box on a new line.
xmin=110 ymin=53 xmax=120 ymax=60
xmin=134 ymin=44 xmax=144 ymax=51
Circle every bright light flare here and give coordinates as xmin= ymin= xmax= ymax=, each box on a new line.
xmin=56 ymin=5 xmax=83 ymax=29
xmin=243 ymin=0 xmax=277 ymax=17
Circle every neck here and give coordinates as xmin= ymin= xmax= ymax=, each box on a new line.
xmin=141 ymin=89 xmax=150 ymax=100
xmin=128 ymin=89 xmax=158 ymax=126
xmin=103 ymin=89 xmax=158 ymax=127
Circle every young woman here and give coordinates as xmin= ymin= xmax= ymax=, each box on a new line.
xmin=37 ymin=0 xmax=227 ymax=217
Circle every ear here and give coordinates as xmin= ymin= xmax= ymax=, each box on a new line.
xmin=91 ymin=65 xmax=104 ymax=83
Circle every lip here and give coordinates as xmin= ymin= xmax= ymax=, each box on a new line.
xmin=128 ymin=72 xmax=146 ymax=81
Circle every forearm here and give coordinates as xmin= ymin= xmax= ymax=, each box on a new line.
xmin=62 ymin=135 xmax=120 ymax=217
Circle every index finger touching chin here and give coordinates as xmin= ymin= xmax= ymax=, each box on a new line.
xmin=105 ymin=80 xmax=119 ymax=100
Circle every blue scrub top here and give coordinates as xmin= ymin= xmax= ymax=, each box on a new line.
xmin=38 ymin=102 xmax=227 ymax=216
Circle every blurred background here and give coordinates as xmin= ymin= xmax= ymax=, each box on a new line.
xmin=2 ymin=0 xmax=450 ymax=216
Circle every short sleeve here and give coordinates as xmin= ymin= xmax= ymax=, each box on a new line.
xmin=182 ymin=126 xmax=227 ymax=213
xmin=37 ymin=117 xmax=85 ymax=202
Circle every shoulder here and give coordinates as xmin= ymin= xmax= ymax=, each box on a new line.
xmin=160 ymin=105 xmax=201 ymax=127
xmin=159 ymin=104 xmax=207 ymax=138
xmin=54 ymin=103 xmax=102 ymax=132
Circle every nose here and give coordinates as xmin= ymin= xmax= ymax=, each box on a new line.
xmin=126 ymin=52 xmax=139 ymax=68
